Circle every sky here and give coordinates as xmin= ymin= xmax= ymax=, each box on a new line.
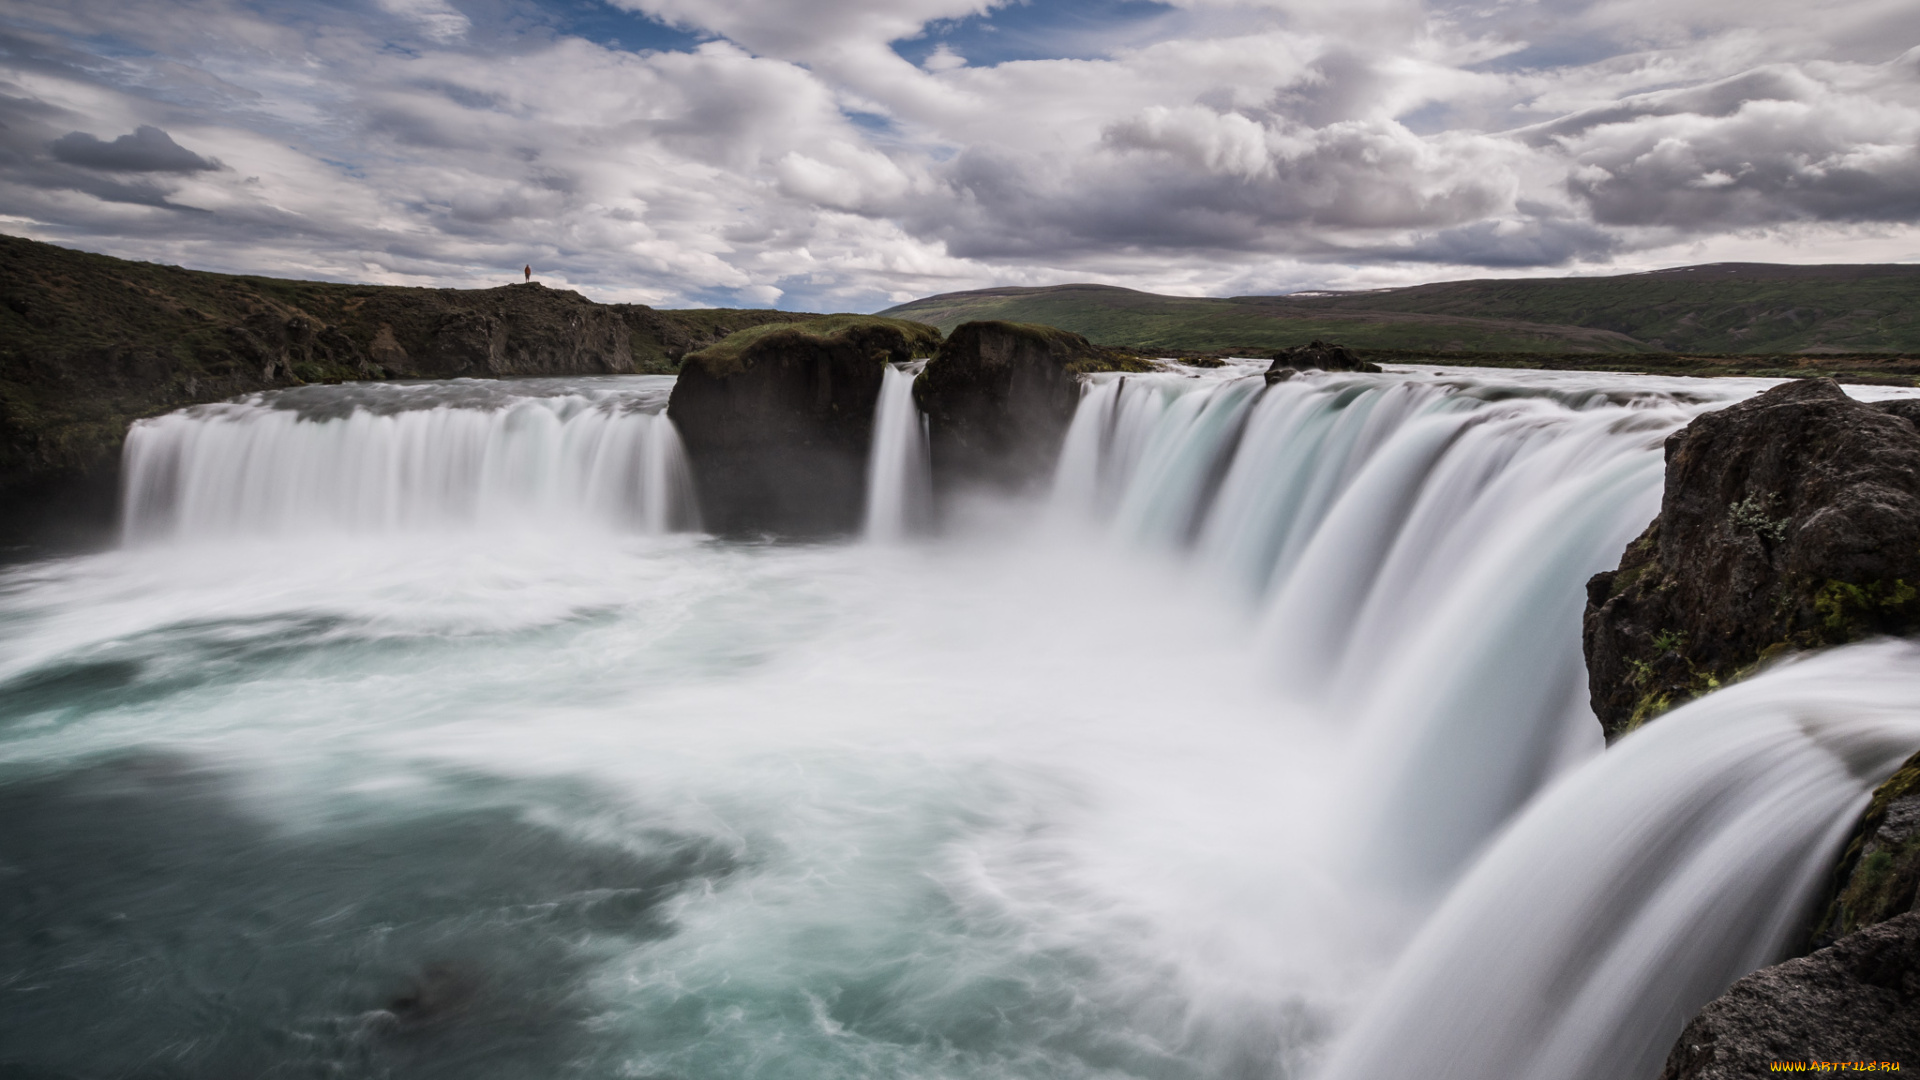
xmin=0 ymin=0 xmax=1916 ymax=311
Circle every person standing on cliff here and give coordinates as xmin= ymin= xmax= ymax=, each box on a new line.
xmin=523 ymin=264 xmax=531 ymax=283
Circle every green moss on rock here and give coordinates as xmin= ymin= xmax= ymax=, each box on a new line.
xmin=1583 ymin=378 xmax=1920 ymax=740
xmin=1814 ymin=751 xmax=1920 ymax=943
xmin=683 ymin=315 xmax=941 ymax=377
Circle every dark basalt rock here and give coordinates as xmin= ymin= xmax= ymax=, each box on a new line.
xmin=1583 ymin=378 xmax=1920 ymax=740
xmin=1814 ymin=750 xmax=1920 ymax=946
xmin=914 ymin=320 xmax=1147 ymax=494
xmin=666 ymin=316 xmax=941 ymax=534
xmin=1659 ymin=911 xmax=1920 ymax=1079
xmin=1262 ymin=341 xmax=1380 ymax=384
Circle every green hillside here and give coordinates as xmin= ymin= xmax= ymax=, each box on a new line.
xmin=882 ymin=264 xmax=1920 ymax=356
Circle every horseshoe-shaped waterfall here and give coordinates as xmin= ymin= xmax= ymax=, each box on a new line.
xmin=1 ymin=362 xmax=1914 ymax=1079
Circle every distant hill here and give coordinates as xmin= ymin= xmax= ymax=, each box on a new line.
xmin=881 ymin=264 xmax=1920 ymax=356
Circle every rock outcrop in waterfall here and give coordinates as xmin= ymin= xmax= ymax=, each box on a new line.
xmin=1262 ymin=340 xmax=1380 ymax=384
xmin=666 ymin=316 xmax=941 ymax=534
xmin=1583 ymin=377 xmax=1920 ymax=741
xmin=913 ymin=321 xmax=1147 ymax=493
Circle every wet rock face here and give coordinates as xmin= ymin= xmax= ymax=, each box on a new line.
xmin=915 ymin=321 xmax=1132 ymax=494
xmin=1262 ymin=341 xmax=1380 ymax=384
xmin=1583 ymin=378 xmax=1920 ymax=740
xmin=1816 ymin=750 xmax=1920 ymax=945
xmin=1660 ymin=911 xmax=1920 ymax=1080
xmin=667 ymin=317 xmax=940 ymax=534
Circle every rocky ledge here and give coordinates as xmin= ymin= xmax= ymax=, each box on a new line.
xmin=666 ymin=315 xmax=941 ymax=534
xmin=1583 ymin=377 xmax=1920 ymax=741
xmin=1660 ymin=911 xmax=1920 ymax=1079
xmin=914 ymin=320 xmax=1149 ymax=494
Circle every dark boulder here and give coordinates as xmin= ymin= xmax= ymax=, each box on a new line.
xmin=1263 ymin=341 xmax=1380 ymax=384
xmin=1583 ymin=378 xmax=1920 ymax=740
xmin=666 ymin=316 xmax=941 ymax=534
xmin=1814 ymin=750 xmax=1920 ymax=945
xmin=914 ymin=321 xmax=1146 ymax=493
xmin=1659 ymin=911 xmax=1920 ymax=1079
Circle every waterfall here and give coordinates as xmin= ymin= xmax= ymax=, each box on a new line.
xmin=120 ymin=376 xmax=699 ymax=541
xmin=48 ymin=362 xmax=1920 ymax=1079
xmin=1317 ymin=639 xmax=1920 ymax=1080
xmin=863 ymin=362 xmax=931 ymax=541
xmin=1050 ymin=366 xmax=1726 ymax=890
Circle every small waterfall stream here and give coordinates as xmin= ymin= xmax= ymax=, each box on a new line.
xmin=863 ymin=362 xmax=931 ymax=541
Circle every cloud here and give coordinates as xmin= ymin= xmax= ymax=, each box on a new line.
xmin=1539 ymin=60 xmax=1920 ymax=228
xmin=373 ymin=0 xmax=471 ymax=43
xmin=0 ymin=0 xmax=1915 ymax=310
xmin=49 ymin=126 xmax=220 ymax=173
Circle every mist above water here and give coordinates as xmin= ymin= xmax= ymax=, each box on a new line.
xmin=4 ymin=363 xmax=1918 ymax=1079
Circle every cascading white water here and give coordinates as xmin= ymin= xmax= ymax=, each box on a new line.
xmin=1051 ymin=365 xmax=1743 ymax=890
xmin=1317 ymin=639 xmax=1920 ymax=1080
xmin=120 ymin=376 xmax=698 ymax=541
xmin=863 ymin=362 xmax=931 ymax=541
xmin=8 ymin=363 xmax=1920 ymax=1080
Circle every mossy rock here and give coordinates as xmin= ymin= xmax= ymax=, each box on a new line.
xmin=1813 ymin=750 xmax=1920 ymax=944
xmin=682 ymin=315 xmax=940 ymax=377
xmin=1583 ymin=378 xmax=1920 ymax=740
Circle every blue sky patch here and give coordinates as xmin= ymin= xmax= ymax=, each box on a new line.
xmin=893 ymin=0 xmax=1180 ymax=68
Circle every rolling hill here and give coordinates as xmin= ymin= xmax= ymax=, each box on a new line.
xmin=880 ymin=264 xmax=1920 ymax=356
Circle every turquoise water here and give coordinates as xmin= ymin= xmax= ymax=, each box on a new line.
xmin=0 ymin=530 xmax=1361 ymax=1079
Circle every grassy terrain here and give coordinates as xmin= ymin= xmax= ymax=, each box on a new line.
xmin=683 ymin=315 xmax=941 ymax=375
xmin=883 ymin=263 xmax=1920 ymax=356
xmin=885 ymin=284 xmax=1648 ymax=354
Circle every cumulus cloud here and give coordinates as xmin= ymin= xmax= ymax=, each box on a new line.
xmin=0 ymin=0 xmax=1913 ymax=308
